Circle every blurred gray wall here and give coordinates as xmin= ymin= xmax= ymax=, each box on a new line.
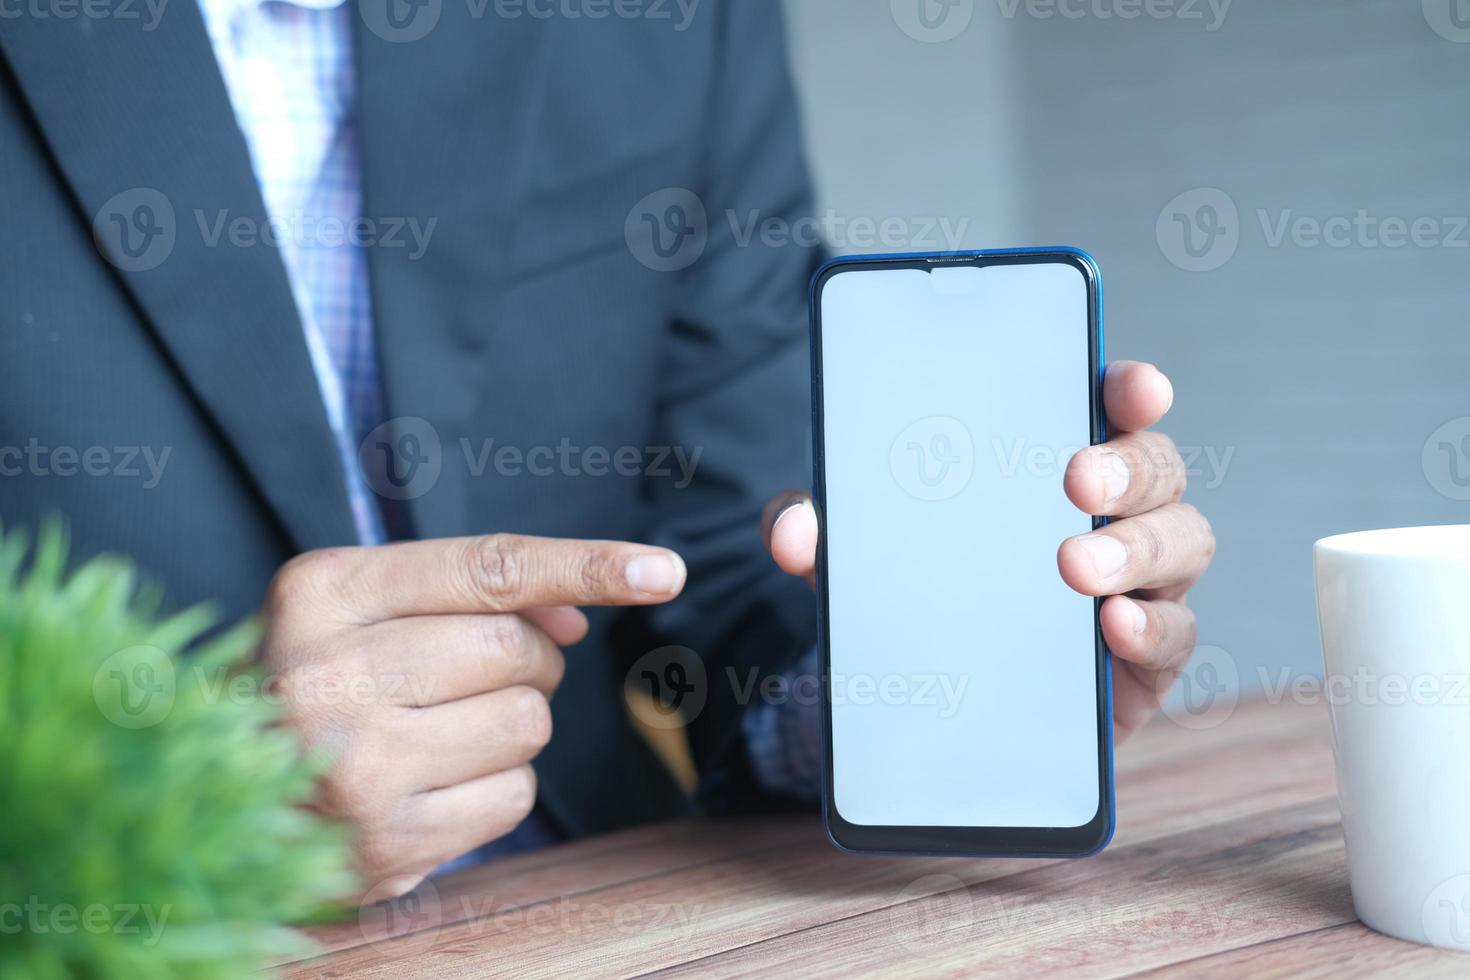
xmin=785 ymin=0 xmax=1470 ymax=693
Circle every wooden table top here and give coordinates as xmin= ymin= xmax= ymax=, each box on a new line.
xmin=281 ymin=697 xmax=1468 ymax=978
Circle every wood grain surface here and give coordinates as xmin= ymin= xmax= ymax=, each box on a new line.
xmin=280 ymin=698 xmax=1469 ymax=978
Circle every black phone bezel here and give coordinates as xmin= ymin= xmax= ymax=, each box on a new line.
xmin=809 ymin=248 xmax=1113 ymax=858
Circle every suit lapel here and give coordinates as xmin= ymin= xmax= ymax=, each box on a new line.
xmin=0 ymin=7 xmax=358 ymax=551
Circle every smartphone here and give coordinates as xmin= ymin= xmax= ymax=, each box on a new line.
xmin=810 ymin=247 xmax=1112 ymax=857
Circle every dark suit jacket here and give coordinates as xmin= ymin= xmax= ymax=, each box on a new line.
xmin=0 ymin=0 xmax=819 ymax=836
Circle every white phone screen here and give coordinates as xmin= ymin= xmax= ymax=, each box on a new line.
xmin=819 ymin=258 xmax=1101 ymax=830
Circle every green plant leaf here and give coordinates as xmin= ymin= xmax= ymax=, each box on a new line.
xmin=0 ymin=522 xmax=357 ymax=979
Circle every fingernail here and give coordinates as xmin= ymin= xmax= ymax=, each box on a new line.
xmin=1097 ymin=449 xmax=1130 ymax=509
xmin=1077 ymin=534 xmax=1128 ymax=584
xmin=626 ymin=554 xmax=686 ymax=595
xmin=1159 ymin=370 xmax=1175 ymax=414
xmin=1121 ymin=597 xmax=1148 ymax=636
xmin=771 ymin=499 xmax=809 ymax=535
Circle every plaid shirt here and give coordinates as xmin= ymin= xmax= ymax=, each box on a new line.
xmin=194 ymin=0 xmax=821 ymax=860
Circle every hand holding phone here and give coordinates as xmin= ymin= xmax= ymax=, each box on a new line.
xmin=767 ymin=355 xmax=1211 ymax=840
xmin=782 ymin=251 xmax=1217 ymax=858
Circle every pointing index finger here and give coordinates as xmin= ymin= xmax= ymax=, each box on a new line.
xmin=308 ymin=533 xmax=687 ymax=624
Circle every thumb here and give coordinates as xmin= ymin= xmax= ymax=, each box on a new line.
xmin=761 ymin=490 xmax=818 ymax=590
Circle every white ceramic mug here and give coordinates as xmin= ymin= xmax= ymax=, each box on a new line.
xmin=1314 ymin=525 xmax=1470 ymax=950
